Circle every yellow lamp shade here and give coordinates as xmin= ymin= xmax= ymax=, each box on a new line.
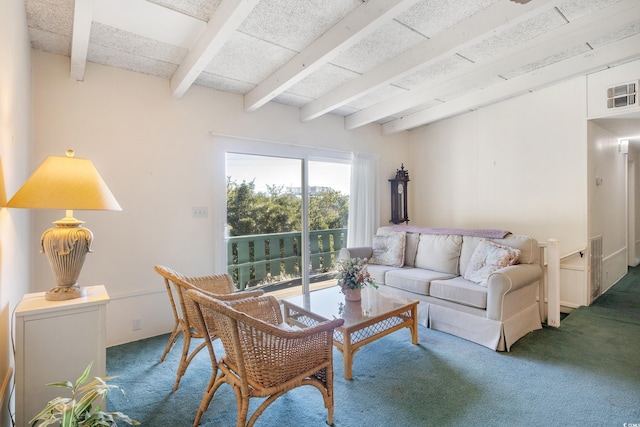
xmin=6 ymin=151 xmax=121 ymax=211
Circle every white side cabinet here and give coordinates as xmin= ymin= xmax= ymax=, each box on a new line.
xmin=14 ymin=285 xmax=109 ymax=427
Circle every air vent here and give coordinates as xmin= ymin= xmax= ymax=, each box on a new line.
xmin=606 ymin=81 xmax=637 ymax=109
xmin=590 ymin=235 xmax=603 ymax=303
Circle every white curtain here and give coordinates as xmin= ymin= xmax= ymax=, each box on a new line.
xmin=347 ymin=152 xmax=379 ymax=247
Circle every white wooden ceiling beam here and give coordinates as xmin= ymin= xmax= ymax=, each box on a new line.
xmin=381 ymin=33 xmax=640 ymax=135
xmin=171 ymin=0 xmax=260 ymax=98
xmin=243 ymin=0 xmax=421 ymax=113
xmin=73 ymin=0 xmax=217 ymax=83
xmin=347 ymin=0 xmax=640 ymax=130
xmin=300 ymin=0 xmax=561 ymax=122
xmin=70 ymin=0 xmax=94 ymax=81
xmin=93 ymin=0 xmax=205 ymax=48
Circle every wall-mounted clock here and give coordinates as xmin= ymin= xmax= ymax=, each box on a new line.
xmin=389 ymin=164 xmax=409 ymax=224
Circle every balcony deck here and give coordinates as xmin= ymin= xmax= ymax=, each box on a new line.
xmin=267 ymin=277 xmax=336 ymax=300
xmin=227 ymin=228 xmax=347 ymax=291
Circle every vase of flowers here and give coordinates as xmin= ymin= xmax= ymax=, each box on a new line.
xmin=335 ymin=257 xmax=377 ymax=301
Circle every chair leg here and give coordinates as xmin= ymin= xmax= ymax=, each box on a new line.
xmin=298 ymin=375 xmax=334 ymax=426
xmin=185 ymin=341 xmax=207 ymax=369
xmin=193 ymin=369 xmax=222 ymax=427
xmin=326 ymin=368 xmax=335 ymax=426
xmin=246 ymin=393 xmax=282 ymax=427
xmin=327 ymin=406 xmax=334 ymax=426
xmin=173 ymin=326 xmax=191 ymax=391
xmin=174 ymin=333 xmax=207 ymax=391
xmin=236 ymin=394 xmax=250 ymax=427
xmin=159 ymin=321 xmax=181 ymax=363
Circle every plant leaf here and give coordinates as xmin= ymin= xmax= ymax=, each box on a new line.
xmin=29 ymin=396 xmax=68 ymax=425
xmin=75 ymin=362 xmax=94 ymax=388
xmin=109 ymin=411 xmax=141 ymax=425
xmin=60 ymin=402 xmax=75 ymax=427
xmin=45 ymin=380 xmax=73 ymax=389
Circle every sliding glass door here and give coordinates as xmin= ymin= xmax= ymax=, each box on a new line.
xmin=307 ymin=160 xmax=350 ymax=292
xmin=226 ymin=152 xmax=349 ymax=298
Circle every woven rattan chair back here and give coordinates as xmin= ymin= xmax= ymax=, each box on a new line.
xmin=187 ymin=289 xmax=344 ymax=427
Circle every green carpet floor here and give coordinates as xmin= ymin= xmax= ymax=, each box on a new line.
xmin=107 ymin=268 xmax=640 ymax=426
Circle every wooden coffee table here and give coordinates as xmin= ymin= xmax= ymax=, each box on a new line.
xmin=282 ymin=286 xmax=419 ymax=380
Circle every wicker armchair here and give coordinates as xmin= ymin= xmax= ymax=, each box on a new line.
xmin=154 ymin=265 xmax=263 ymax=391
xmin=186 ymin=289 xmax=344 ymax=427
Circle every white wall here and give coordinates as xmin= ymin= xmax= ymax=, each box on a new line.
xmin=628 ymin=150 xmax=636 ymax=267
xmin=408 ymin=78 xmax=592 ymax=312
xmin=587 ymin=59 xmax=640 ymax=120
xmin=31 ymin=51 xmax=410 ymax=346
xmin=635 ymin=149 xmax=640 ymax=265
xmin=0 ymin=1 xmax=33 ymax=423
xmin=587 ymin=121 xmax=629 ymax=293
xmin=408 ymin=78 xmax=588 ymax=255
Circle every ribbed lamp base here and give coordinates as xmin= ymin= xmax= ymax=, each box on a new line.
xmin=41 ymin=218 xmax=93 ymax=301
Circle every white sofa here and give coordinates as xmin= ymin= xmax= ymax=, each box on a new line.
xmin=339 ymin=225 xmax=543 ymax=351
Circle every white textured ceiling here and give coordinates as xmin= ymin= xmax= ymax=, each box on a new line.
xmin=23 ymin=0 xmax=640 ymax=135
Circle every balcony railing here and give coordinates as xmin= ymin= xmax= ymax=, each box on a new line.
xmin=227 ymin=228 xmax=347 ymax=290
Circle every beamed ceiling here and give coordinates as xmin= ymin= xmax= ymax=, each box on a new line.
xmin=24 ymin=0 xmax=640 ymax=134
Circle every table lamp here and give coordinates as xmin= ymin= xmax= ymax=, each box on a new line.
xmin=6 ymin=150 xmax=121 ymax=301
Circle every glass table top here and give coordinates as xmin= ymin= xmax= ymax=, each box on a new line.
xmin=282 ymin=286 xmax=417 ymax=328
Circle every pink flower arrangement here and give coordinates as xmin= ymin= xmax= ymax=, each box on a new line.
xmin=335 ymin=257 xmax=377 ymax=291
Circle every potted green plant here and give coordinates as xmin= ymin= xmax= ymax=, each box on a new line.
xmin=30 ymin=362 xmax=139 ymax=427
xmin=335 ymin=257 xmax=377 ymax=301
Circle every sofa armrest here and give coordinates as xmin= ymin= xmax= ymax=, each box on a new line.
xmin=486 ymin=263 xmax=543 ymax=321
xmin=338 ymin=247 xmax=373 ymax=261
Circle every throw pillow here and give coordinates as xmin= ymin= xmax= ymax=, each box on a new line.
xmin=464 ymin=240 xmax=521 ymax=286
xmin=369 ymin=232 xmax=406 ymax=268
xmin=376 ymin=227 xmax=419 ymax=267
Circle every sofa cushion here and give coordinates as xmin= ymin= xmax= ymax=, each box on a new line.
xmin=495 ymin=234 xmax=539 ymax=264
xmin=414 ymin=234 xmax=462 ymax=274
xmin=460 ymin=236 xmax=484 ymax=277
xmin=364 ymin=264 xmax=403 ymax=285
xmin=369 ymin=232 xmax=406 ymax=267
xmin=430 ymin=277 xmax=488 ymax=309
xmin=385 ymin=268 xmax=457 ymax=296
xmin=463 ymin=240 xmax=520 ymax=285
xmin=404 ymin=232 xmax=420 ymax=267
